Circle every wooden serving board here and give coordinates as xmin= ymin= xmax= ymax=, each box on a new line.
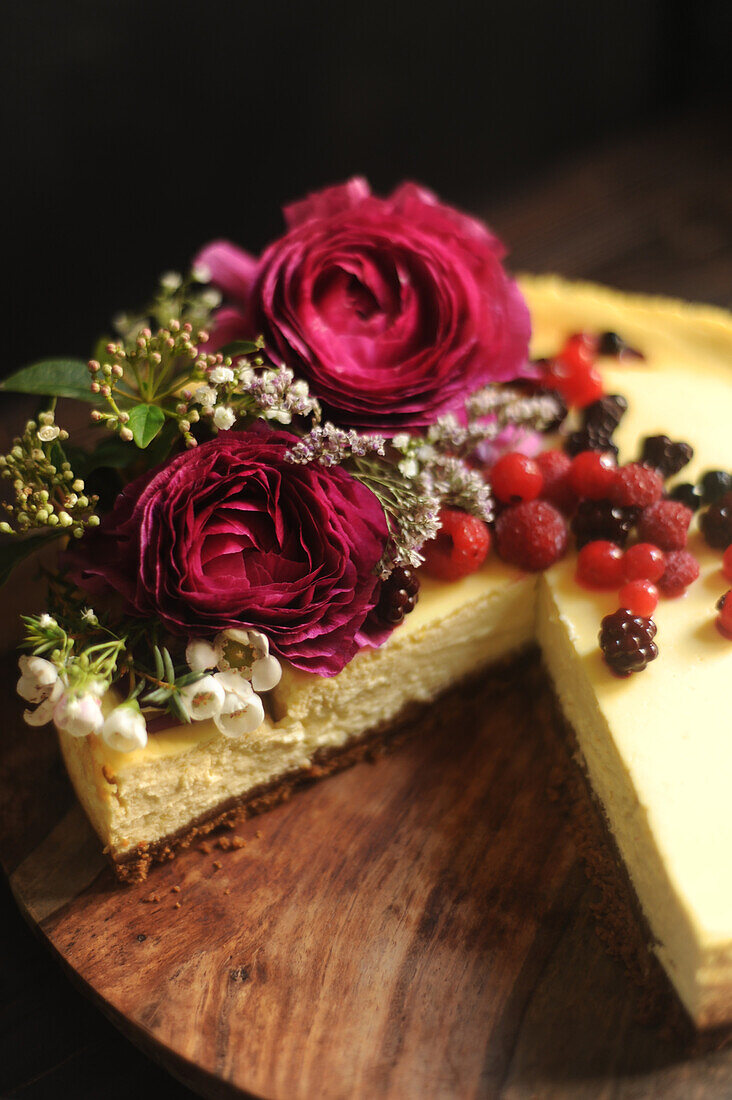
xmin=1 ymin=659 xmax=730 ymax=1099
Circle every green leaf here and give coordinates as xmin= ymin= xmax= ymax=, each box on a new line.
xmin=217 ymin=340 xmax=260 ymax=359
xmin=161 ymin=646 xmax=175 ymax=684
xmin=0 ymin=532 xmax=58 ymax=587
xmin=0 ymin=359 xmax=95 ymax=403
xmin=152 ymin=645 xmax=165 ymax=681
xmin=128 ymin=404 xmax=165 ymax=449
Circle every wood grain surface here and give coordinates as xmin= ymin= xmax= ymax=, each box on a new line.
xmin=1 ymin=111 xmax=731 ymax=1099
xmin=1 ymin=655 xmax=731 ymax=1099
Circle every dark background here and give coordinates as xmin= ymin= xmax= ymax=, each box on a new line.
xmin=2 ymin=4 xmax=732 ymax=1098
xmin=4 ymin=0 xmax=730 ymax=374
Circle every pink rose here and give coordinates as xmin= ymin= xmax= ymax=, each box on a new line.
xmin=66 ymin=430 xmax=389 ymax=676
xmin=196 ymin=178 xmax=531 ymax=431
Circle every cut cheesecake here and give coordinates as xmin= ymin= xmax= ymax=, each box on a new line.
xmin=56 ymin=276 xmax=732 ymax=1028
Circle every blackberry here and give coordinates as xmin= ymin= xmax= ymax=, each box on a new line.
xmin=599 ymin=609 xmax=658 ymax=676
xmin=564 ymin=427 xmax=619 ymax=459
xmin=700 ymin=492 xmax=732 ymax=550
xmin=571 ymin=499 xmax=639 ymax=549
xmin=377 ymin=566 xmax=420 ymax=625
xmin=639 ymin=435 xmax=693 ymax=479
xmin=583 ymin=393 xmax=628 ymax=436
xmin=668 ymin=481 xmax=703 ymax=512
xmin=597 ymin=331 xmax=644 ymax=359
xmin=700 ymin=469 xmax=732 ymax=505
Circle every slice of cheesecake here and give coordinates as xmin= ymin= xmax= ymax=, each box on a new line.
xmin=55 ymin=277 xmax=732 ymax=1028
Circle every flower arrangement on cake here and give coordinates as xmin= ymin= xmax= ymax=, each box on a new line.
xmin=2 ymin=179 xmax=568 ymax=750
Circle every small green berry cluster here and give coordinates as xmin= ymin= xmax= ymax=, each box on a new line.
xmin=0 ymin=412 xmax=99 ymax=538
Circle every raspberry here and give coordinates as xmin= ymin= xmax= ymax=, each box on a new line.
xmin=599 ymin=609 xmax=658 ymax=676
xmin=377 ymin=566 xmax=420 ymax=625
xmin=572 ymin=500 xmax=638 ymax=549
xmin=639 ymin=435 xmax=693 ymax=479
xmin=576 ymin=540 xmax=624 ymax=589
xmin=610 ymin=464 xmax=664 ymax=508
xmin=637 ymin=500 xmax=693 ymax=551
xmin=422 ymin=509 xmax=491 ymax=581
xmin=700 ymin=492 xmax=732 ymax=550
xmin=535 ymin=449 xmax=576 ymax=513
xmin=723 ymin=545 xmax=732 ymax=582
xmin=569 ymin=451 xmax=617 ymax=500
xmin=657 ymin=550 xmax=700 ymax=597
xmin=495 ymin=500 xmax=568 ymax=572
xmin=490 ymin=452 xmax=544 ymax=504
xmin=622 ymin=542 xmax=666 ymax=583
xmin=618 ymin=579 xmax=659 ymax=617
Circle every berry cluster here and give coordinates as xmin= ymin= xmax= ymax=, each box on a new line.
xmin=599 ymin=609 xmax=658 ymax=677
xmin=377 ymin=566 xmax=421 ymax=625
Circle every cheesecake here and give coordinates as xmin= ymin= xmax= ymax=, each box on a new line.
xmin=54 ymin=276 xmax=732 ymax=1029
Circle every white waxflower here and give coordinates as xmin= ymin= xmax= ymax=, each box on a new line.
xmin=209 ymin=366 xmax=234 ymax=385
xmin=391 ymin=433 xmax=411 ymax=451
xmin=38 ymin=614 xmax=56 ymax=629
xmin=213 ymin=672 xmax=265 ymax=737
xmin=179 ymin=674 xmax=226 ymax=721
xmin=213 ymin=405 xmax=236 ymax=431
xmin=214 ymin=628 xmax=281 ymax=692
xmin=398 ymin=456 xmax=419 ymax=479
xmin=23 ymin=678 xmax=63 ymax=727
xmin=194 ymin=384 xmax=217 ymax=407
xmin=101 ymin=704 xmax=148 ymax=753
xmin=17 ymin=655 xmax=58 ymax=704
xmin=37 ymin=425 xmax=60 ymax=443
xmin=185 ymin=638 xmax=218 ymax=673
xmin=53 ymin=692 xmax=104 ymax=738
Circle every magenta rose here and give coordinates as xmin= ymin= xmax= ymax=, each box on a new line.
xmin=195 ymin=177 xmax=531 ymax=431
xmin=67 ymin=430 xmax=389 ymax=676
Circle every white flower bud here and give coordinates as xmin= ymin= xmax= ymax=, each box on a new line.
xmin=101 ymin=704 xmax=148 ymax=753
xmin=53 ymin=692 xmax=104 ymax=738
xmin=179 ymin=674 xmax=225 ymax=720
xmin=213 ymin=406 xmax=236 ymax=431
xmin=185 ymin=638 xmax=218 ymax=672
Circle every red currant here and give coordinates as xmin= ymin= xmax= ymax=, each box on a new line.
xmin=618 ymin=579 xmax=659 ymax=617
xmin=422 ymin=509 xmax=491 ymax=581
xmin=576 ymin=540 xmax=625 ymax=588
xmin=623 ymin=542 xmax=666 ymax=583
xmin=536 ymin=449 xmax=577 ymax=513
xmin=490 ymin=452 xmax=544 ymax=504
xmin=723 ymin=545 xmax=732 ymax=582
xmin=569 ymin=451 xmax=617 ymax=500
xmin=558 ymin=332 xmax=597 ymax=373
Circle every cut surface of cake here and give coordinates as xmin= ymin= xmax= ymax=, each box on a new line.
xmin=55 ymin=276 xmax=732 ymax=1029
